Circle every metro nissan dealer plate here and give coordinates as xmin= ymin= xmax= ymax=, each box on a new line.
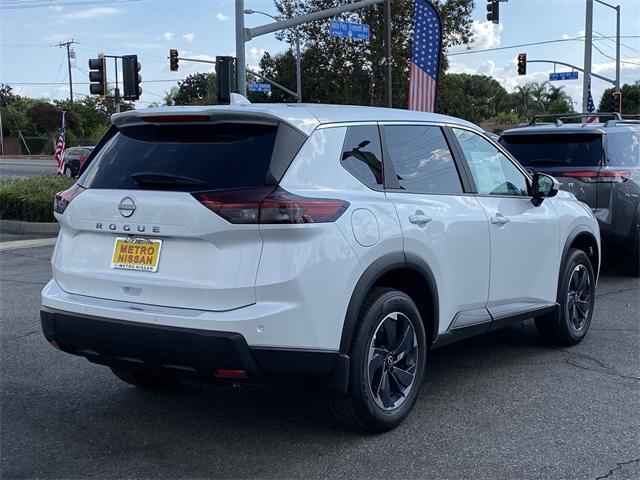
xmin=111 ymin=237 xmax=162 ymax=272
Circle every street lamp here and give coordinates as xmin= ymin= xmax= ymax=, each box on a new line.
xmin=244 ymin=8 xmax=302 ymax=102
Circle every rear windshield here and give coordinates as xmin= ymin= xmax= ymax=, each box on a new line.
xmin=500 ymin=133 xmax=603 ymax=167
xmin=79 ymin=122 xmax=304 ymax=191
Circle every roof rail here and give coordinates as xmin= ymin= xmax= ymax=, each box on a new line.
xmin=528 ymin=112 xmax=622 ymax=126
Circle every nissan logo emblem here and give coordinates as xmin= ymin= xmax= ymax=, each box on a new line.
xmin=118 ymin=196 xmax=136 ymax=218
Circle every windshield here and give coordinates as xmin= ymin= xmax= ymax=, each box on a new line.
xmin=79 ymin=123 xmax=280 ymax=192
xmin=500 ymin=133 xmax=603 ymax=167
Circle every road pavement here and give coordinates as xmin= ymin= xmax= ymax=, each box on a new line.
xmin=0 ymin=157 xmax=57 ymax=178
xmin=0 ymin=245 xmax=638 ymax=479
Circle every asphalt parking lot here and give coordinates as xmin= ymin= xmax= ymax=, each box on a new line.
xmin=1 ymin=245 xmax=638 ymax=479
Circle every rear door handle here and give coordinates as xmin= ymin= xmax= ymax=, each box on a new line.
xmin=490 ymin=213 xmax=510 ymax=225
xmin=409 ymin=214 xmax=432 ymax=225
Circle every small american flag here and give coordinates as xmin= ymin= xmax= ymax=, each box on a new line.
xmin=408 ymin=0 xmax=441 ymax=112
xmin=54 ymin=112 xmax=66 ymax=175
xmin=586 ymin=78 xmax=597 ymax=123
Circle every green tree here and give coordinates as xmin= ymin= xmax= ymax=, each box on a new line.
xmin=598 ymin=81 xmax=640 ymax=114
xmin=437 ymin=73 xmax=509 ymax=123
xmin=172 ymin=72 xmax=217 ymax=105
xmin=261 ymin=0 xmax=474 ymax=107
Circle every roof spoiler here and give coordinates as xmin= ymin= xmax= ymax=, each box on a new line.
xmin=528 ymin=112 xmax=622 ymax=126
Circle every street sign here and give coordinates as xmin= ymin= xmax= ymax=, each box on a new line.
xmin=549 ymin=71 xmax=579 ymax=81
xmin=330 ymin=20 xmax=370 ymax=41
xmin=248 ymin=82 xmax=271 ymax=93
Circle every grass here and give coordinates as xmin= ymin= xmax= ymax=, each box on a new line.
xmin=0 ymin=176 xmax=76 ymax=223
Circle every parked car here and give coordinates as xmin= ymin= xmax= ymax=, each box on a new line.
xmin=42 ymin=104 xmax=600 ymax=431
xmin=62 ymin=146 xmax=94 ymax=177
xmin=500 ymin=114 xmax=640 ymax=276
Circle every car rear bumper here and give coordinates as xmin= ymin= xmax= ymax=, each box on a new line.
xmin=40 ymin=307 xmax=349 ymax=392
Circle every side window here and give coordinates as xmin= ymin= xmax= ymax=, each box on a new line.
xmin=383 ymin=125 xmax=463 ymax=194
xmin=341 ymin=125 xmax=384 ymax=189
xmin=453 ymin=128 xmax=529 ymax=197
xmin=607 ymin=132 xmax=639 ymax=166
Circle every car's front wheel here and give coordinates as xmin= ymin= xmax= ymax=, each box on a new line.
xmin=535 ymin=248 xmax=595 ymax=346
xmin=330 ymin=288 xmax=427 ymax=432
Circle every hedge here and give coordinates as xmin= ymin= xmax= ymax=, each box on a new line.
xmin=0 ymin=176 xmax=76 ymax=223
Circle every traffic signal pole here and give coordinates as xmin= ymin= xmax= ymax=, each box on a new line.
xmin=581 ymin=0 xmax=593 ymax=114
xmin=236 ymin=0 xmax=385 ymax=97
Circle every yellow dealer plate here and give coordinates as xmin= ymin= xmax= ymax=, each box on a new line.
xmin=111 ymin=237 xmax=162 ymax=273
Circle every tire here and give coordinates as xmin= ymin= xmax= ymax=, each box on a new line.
xmin=110 ymin=367 xmax=178 ymax=389
xmin=330 ymin=288 xmax=427 ymax=432
xmin=535 ymin=248 xmax=595 ymax=346
xmin=629 ymin=225 xmax=640 ymax=278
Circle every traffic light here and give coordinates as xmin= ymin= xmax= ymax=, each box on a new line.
xmin=517 ymin=53 xmax=527 ymax=76
xmin=88 ymin=56 xmax=107 ymax=96
xmin=122 ymin=54 xmax=142 ymax=100
xmin=612 ymin=91 xmax=622 ymax=113
xmin=169 ymin=49 xmax=179 ymax=72
xmin=486 ymin=0 xmax=500 ymax=24
xmin=216 ymin=56 xmax=234 ymax=104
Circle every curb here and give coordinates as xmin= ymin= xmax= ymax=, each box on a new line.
xmin=0 ymin=237 xmax=57 ymax=252
xmin=0 ymin=219 xmax=60 ymax=235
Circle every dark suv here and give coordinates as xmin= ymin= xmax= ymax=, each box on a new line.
xmin=500 ymin=114 xmax=640 ymax=276
xmin=62 ymin=146 xmax=93 ymax=177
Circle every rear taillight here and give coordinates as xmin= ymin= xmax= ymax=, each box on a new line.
xmin=78 ymin=155 xmax=88 ymax=168
xmin=54 ymin=184 xmax=86 ymax=214
xmin=193 ymin=187 xmax=349 ymax=224
xmin=563 ymin=171 xmax=630 ymax=183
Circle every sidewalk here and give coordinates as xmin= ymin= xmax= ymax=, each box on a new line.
xmin=0 ymin=233 xmax=57 ymax=252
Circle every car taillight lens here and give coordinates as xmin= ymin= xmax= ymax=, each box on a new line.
xmin=193 ymin=187 xmax=349 ymax=224
xmin=563 ymin=171 xmax=630 ymax=183
xmin=54 ymin=184 xmax=86 ymax=214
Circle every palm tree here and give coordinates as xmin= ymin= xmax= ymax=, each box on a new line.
xmin=530 ymin=81 xmax=548 ymax=113
xmin=514 ymin=84 xmax=534 ymax=120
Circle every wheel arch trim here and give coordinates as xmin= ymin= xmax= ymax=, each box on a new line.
xmin=562 ymin=226 xmax=600 ymax=283
xmin=339 ymin=252 xmax=440 ymax=355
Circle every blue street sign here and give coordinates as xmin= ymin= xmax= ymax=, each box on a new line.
xmin=248 ymin=83 xmax=271 ymax=93
xmin=549 ymin=71 xmax=579 ymax=81
xmin=330 ymin=20 xmax=370 ymax=41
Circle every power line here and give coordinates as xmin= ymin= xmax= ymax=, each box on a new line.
xmin=592 ymin=42 xmax=640 ymax=66
xmin=3 ymin=79 xmax=182 ymax=85
xmin=448 ymin=35 xmax=640 ymax=57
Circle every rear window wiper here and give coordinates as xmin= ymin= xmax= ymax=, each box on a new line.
xmin=131 ymin=172 xmax=207 ymax=188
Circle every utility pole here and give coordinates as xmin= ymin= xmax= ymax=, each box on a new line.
xmin=58 ymin=40 xmax=76 ymax=103
xmin=113 ymin=57 xmax=121 ymax=113
xmin=237 ymin=0 xmax=384 ymax=96
xmin=582 ymin=0 xmax=593 ymax=113
xmin=383 ymin=0 xmax=392 ymax=108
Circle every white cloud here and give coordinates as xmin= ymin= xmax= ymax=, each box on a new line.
xmin=48 ymin=5 xmax=63 ymax=12
xmin=63 ymin=7 xmax=120 ymax=19
xmin=216 ymin=13 xmax=230 ymax=21
xmin=182 ymin=33 xmax=195 ymax=42
xmin=45 ymin=33 xmax=72 ymax=43
xmin=450 ymin=20 xmax=502 ymax=54
xmin=248 ymin=47 xmax=265 ymax=61
xmin=161 ymin=32 xmax=175 ymax=41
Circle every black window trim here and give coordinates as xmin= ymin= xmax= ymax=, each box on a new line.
xmin=379 ymin=122 xmax=472 ymax=196
xmin=447 ymin=124 xmax=535 ymax=199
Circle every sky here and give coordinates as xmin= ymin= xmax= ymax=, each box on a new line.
xmin=0 ymin=0 xmax=639 ymax=111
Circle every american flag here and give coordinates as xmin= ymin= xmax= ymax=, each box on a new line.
xmin=586 ymin=77 xmax=597 ymax=123
xmin=408 ymin=0 xmax=441 ymax=112
xmin=54 ymin=111 xmax=66 ymax=175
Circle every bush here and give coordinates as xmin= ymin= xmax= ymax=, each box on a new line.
xmin=0 ymin=176 xmax=75 ymax=222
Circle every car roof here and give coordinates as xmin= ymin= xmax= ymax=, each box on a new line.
xmin=501 ymin=122 xmax=640 ymax=137
xmin=111 ymin=103 xmax=480 ymax=136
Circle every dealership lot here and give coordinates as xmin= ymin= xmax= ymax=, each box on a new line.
xmin=1 ymin=245 xmax=638 ymax=479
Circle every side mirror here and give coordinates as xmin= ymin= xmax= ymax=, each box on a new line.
xmin=531 ymin=172 xmax=559 ymax=207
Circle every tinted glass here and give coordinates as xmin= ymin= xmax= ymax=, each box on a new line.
xmin=341 ymin=125 xmax=384 ymax=188
xmin=500 ymin=133 xmax=603 ymax=167
xmin=384 ymin=125 xmax=462 ymax=194
xmin=607 ymin=131 xmax=639 ymax=166
xmin=79 ymin=123 xmax=279 ymax=191
xmin=454 ymin=128 xmax=529 ymax=196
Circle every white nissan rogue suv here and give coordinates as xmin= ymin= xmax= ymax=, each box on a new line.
xmin=41 ymin=103 xmax=600 ymax=431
